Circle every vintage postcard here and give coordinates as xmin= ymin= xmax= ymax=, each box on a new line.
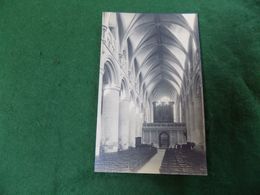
xmin=95 ymin=12 xmax=207 ymax=175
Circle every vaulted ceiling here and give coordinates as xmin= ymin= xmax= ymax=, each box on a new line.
xmin=106 ymin=13 xmax=198 ymax=102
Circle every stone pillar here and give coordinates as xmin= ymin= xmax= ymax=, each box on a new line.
xmin=135 ymin=108 xmax=143 ymax=147
xmin=135 ymin=107 xmax=139 ymax=138
xmin=179 ymin=102 xmax=182 ymax=123
xmin=173 ymin=102 xmax=176 ymax=122
xmin=194 ymin=95 xmax=204 ymax=150
xmin=148 ymin=103 xmax=151 ymax=122
xmin=152 ymin=102 xmax=156 ymax=122
xmin=185 ymin=92 xmax=195 ymax=143
xmin=118 ymin=98 xmax=130 ymax=150
xmin=189 ymin=95 xmax=196 ymax=143
xmin=135 ymin=107 xmax=143 ymax=137
xmin=200 ymin=85 xmax=206 ymax=151
xmin=175 ymin=101 xmax=178 ymax=123
xmin=102 ymin=86 xmax=120 ymax=153
xmin=185 ymin=98 xmax=191 ymax=142
xmin=150 ymin=101 xmax=154 ymax=123
xmin=181 ymin=99 xmax=185 ymax=123
xmin=139 ymin=112 xmax=144 ymax=137
xmin=129 ymin=102 xmax=136 ymax=147
xmin=145 ymin=103 xmax=149 ymax=122
xmin=95 ymin=68 xmax=104 ymax=156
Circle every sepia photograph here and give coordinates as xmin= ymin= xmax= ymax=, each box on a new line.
xmin=95 ymin=12 xmax=207 ymax=175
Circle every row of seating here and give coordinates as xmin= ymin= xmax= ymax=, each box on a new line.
xmin=95 ymin=145 xmax=157 ymax=173
xmin=160 ymin=147 xmax=207 ymax=175
xmin=174 ymin=142 xmax=195 ymax=150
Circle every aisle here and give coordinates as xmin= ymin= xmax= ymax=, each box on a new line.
xmin=137 ymin=149 xmax=166 ymax=174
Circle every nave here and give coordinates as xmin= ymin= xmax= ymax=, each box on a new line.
xmin=95 ymin=13 xmax=207 ymax=174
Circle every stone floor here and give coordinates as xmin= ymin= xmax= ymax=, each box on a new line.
xmin=137 ymin=149 xmax=166 ymax=174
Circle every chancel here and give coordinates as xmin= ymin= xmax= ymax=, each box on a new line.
xmin=95 ymin=12 xmax=207 ymax=175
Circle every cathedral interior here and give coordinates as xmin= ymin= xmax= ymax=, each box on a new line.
xmin=95 ymin=13 xmax=207 ymax=175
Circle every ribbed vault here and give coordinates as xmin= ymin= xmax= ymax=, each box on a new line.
xmin=117 ymin=13 xmax=197 ymax=102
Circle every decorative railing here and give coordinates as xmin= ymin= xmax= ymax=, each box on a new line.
xmin=143 ymin=122 xmax=186 ymax=131
xmin=143 ymin=123 xmax=186 ymax=127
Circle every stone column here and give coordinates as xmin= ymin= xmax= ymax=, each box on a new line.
xmin=175 ymin=100 xmax=180 ymax=123
xmin=145 ymin=103 xmax=149 ymax=122
xmin=189 ymin=95 xmax=196 ymax=143
xmin=102 ymin=85 xmax=120 ymax=153
xmin=200 ymin=85 xmax=206 ymax=151
xmin=128 ymin=102 xmax=136 ymax=147
xmin=118 ymin=97 xmax=130 ymax=150
xmin=185 ymin=98 xmax=191 ymax=142
xmin=95 ymin=68 xmax=104 ymax=156
xmin=179 ymin=102 xmax=182 ymax=123
xmin=186 ymin=92 xmax=195 ymax=143
xmin=194 ymin=95 xmax=204 ymax=149
xmin=150 ymin=101 xmax=154 ymax=123
xmin=140 ymin=112 xmax=144 ymax=137
xmin=134 ymin=108 xmax=143 ymax=147
xmin=147 ymin=103 xmax=151 ymax=122
xmin=172 ymin=102 xmax=176 ymax=123
xmin=135 ymin=107 xmax=143 ymax=137
xmin=139 ymin=112 xmax=144 ymax=137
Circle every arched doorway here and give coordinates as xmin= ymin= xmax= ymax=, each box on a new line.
xmin=159 ymin=132 xmax=170 ymax=148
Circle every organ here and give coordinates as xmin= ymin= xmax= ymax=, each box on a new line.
xmin=153 ymin=101 xmax=174 ymax=123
